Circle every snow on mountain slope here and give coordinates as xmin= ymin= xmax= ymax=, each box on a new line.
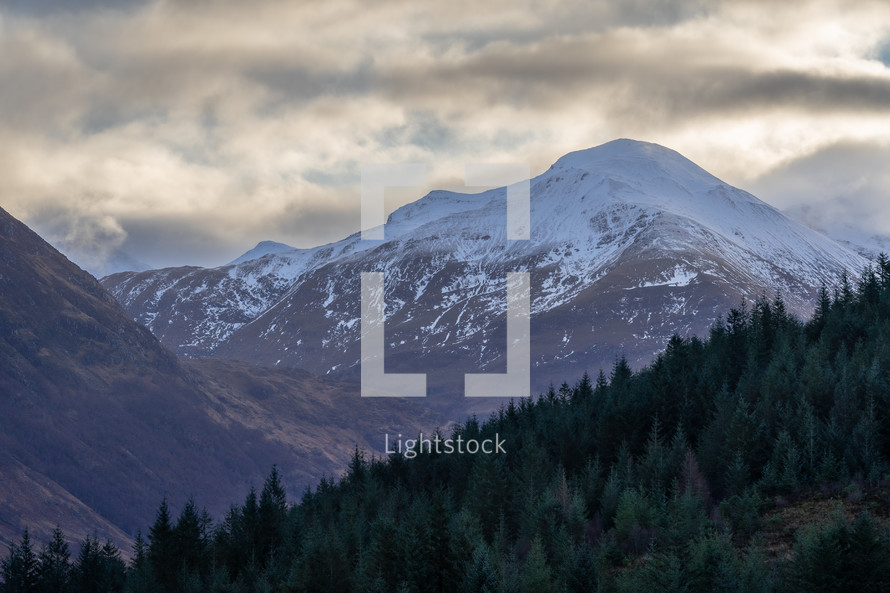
xmin=228 ymin=240 xmax=297 ymax=265
xmin=830 ymin=233 xmax=890 ymax=261
xmin=103 ymin=188 xmax=496 ymax=357
xmin=103 ymin=139 xmax=868 ymax=404
xmin=783 ymin=210 xmax=890 ymax=262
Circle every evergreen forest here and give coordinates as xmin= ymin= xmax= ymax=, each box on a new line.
xmin=7 ymin=259 xmax=890 ymax=592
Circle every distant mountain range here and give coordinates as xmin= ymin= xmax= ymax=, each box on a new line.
xmin=0 ymin=206 xmax=442 ymax=549
xmin=103 ymin=140 xmax=868 ymax=408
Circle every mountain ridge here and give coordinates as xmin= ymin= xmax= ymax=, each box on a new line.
xmin=102 ymin=140 xmax=868 ymax=409
xmin=228 ymin=240 xmax=298 ymax=266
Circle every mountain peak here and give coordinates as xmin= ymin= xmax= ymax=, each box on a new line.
xmin=228 ymin=240 xmax=296 ymax=266
xmin=554 ymin=138 xmax=684 ymax=164
xmin=550 ymin=138 xmax=720 ymax=188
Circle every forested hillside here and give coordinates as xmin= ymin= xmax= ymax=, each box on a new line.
xmin=7 ymin=259 xmax=890 ymax=592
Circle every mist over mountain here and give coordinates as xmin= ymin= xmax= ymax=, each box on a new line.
xmin=783 ymin=204 xmax=890 ymax=261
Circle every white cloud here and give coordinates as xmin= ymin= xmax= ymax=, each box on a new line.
xmin=0 ymin=0 xmax=889 ymax=271
xmin=750 ymin=140 xmax=890 ymax=236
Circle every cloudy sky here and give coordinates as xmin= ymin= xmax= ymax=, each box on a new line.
xmin=2 ymin=0 xmax=890 ymax=273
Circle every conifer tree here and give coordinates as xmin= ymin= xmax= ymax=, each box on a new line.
xmin=148 ymin=499 xmax=176 ymax=592
xmin=258 ymin=466 xmax=288 ymax=562
xmin=36 ymin=527 xmax=69 ymax=593
xmin=519 ymin=537 xmax=554 ymax=593
xmin=123 ymin=531 xmax=157 ymax=593
xmin=1 ymin=529 xmax=39 ymax=593
xmin=174 ymin=498 xmax=207 ymax=584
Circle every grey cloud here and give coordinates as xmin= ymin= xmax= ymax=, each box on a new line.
xmin=27 ymin=207 xmax=139 ymax=276
xmin=601 ymin=67 xmax=890 ymax=131
xmin=0 ymin=27 xmax=96 ymax=130
xmin=378 ymin=35 xmax=890 ymax=126
xmin=248 ymin=58 xmax=376 ymax=106
xmin=79 ymin=101 xmax=167 ymax=135
xmin=10 ymin=1 xmax=887 ymax=136
xmin=378 ymin=111 xmax=459 ymax=152
xmin=595 ymin=0 xmax=713 ymax=29
xmin=687 ymin=69 xmax=890 ymax=114
xmin=119 ymin=215 xmax=250 ymax=269
xmin=420 ymin=0 xmax=714 ymax=53
xmin=273 ymin=202 xmax=360 ymax=246
xmin=115 ymin=196 xmax=362 ymax=269
xmin=17 ymin=0 xmax=722 ymax=127
xmin=302 ymin=168 xmax=351 ymax=188
xmin=2 ymin=0 xmax=889 ymax=270
xmin=750 ymin=141 xmax=890 ymax=236
xmin=302 ymin=161 xmax=361 ymax=188
xmin=878 ymin=37 xmax=890 ymax=67
xmin=0 ymin=0 xmax=147 ymax=16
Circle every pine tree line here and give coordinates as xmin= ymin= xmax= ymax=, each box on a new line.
xmin=0 ymin=527 xmax=125 ymax=593
xmin=6 ymin=257 xmax=890 ymax=591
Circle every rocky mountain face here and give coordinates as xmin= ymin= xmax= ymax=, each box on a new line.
xmin=103 ymin=140 xmax=868 ymax=409
xmin=0 ymin=206 xmax=441 ymax=549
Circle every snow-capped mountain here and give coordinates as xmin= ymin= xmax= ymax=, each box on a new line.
xmin=228 ymin=240 xmax=298 ymax=266
xmin=103 ymin=140 xmax=868 ymax=404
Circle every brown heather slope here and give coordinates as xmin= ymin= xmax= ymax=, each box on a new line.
xmin=0 ymin=206 xmax=442 ymax=550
